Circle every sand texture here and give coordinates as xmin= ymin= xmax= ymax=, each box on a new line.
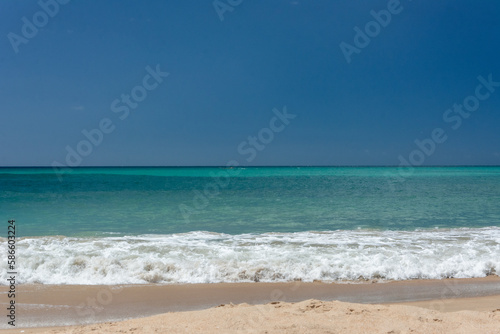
xmin=2 ymin=298 xmax=500 ymax=334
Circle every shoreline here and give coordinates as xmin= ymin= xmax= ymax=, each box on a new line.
xmin=1 ymin=276 xmax=499 ymax=331
xmin=1 ymin=296 xmax=500 ymax=334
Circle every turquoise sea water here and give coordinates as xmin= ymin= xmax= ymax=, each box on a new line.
xmin=1 ymin=166 xmax=500 ymax=284
xmin=1 ymin=167 xmax=499 ymax=237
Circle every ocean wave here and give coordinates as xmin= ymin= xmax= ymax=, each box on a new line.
xmin=2 ymin=228 xmax=500 ymax=285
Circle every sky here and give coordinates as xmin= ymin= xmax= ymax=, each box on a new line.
xmin=1 ymin=0 xmax=499 ymax=167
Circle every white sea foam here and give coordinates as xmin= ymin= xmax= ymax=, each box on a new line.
xmin=2 ymin=228 xmax=500 ymax=285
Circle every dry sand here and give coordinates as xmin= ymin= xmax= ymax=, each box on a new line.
xmin=1 ymin=278 xmax=499 ymax=333
xmin=2 ymin=297 xmax=500 ymax=334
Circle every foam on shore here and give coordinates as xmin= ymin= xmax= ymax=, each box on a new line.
xmin=2 ymin=227 xmax=499 ymax=285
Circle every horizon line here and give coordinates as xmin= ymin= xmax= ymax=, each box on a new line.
xmin=1 ymin=165 xmax=500 ymax=168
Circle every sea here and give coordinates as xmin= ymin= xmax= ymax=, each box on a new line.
xmin=1 ymin=166 xmax=499 ymax=285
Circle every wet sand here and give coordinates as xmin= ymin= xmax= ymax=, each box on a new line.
xmin=1 ymin=277 xmax=499 ymax=332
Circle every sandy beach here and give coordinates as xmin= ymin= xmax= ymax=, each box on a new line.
xmin=1 ymin=297 xmax=500 ymax=334
xmin=1 ymin=277 xmax=499 ymax=333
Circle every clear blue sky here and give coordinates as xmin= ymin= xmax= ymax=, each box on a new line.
xmin=1 ymin=0 xmax=499 ymax=166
